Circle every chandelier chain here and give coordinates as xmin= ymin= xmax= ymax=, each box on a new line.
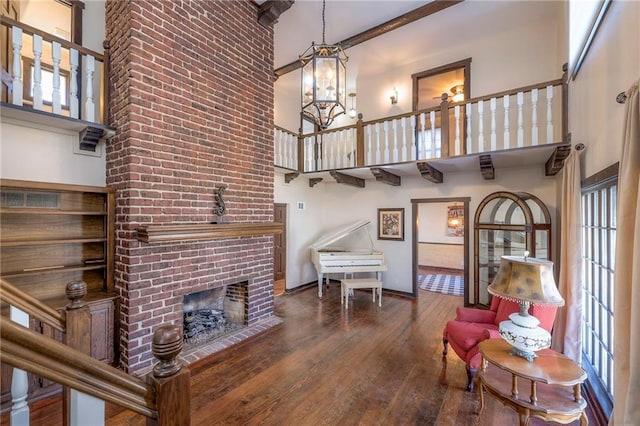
xmin=322 ymin=0 xmax=326 ymax=44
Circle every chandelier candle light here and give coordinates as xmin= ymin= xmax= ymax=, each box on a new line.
xmin=299 ymin=0 xmax=348 ymax=129
xmin=487 ymin=252 xmax=565 ymax=361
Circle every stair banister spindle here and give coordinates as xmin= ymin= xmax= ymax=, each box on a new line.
xmin=477 ymin=100 xmax=485 ymax=153
xmin=403 ymin=116 xmax=410 ymax=161
xmin=375 ymin=122 xmax=382 ymax=164
xmin=417 ymin=112 xmax=425 ymax=159
xmin=429 ymin=111 xmax=436 ymax=158
xmin=69 ymin=49 xmax=79 ymax=119
xmin=366 ymin=124 xmax=372 ymax=165
xmin=392 ymin=119 xmax=399 ymax=163
xmin=503 ymin=95 xmax=510 ymax=149
xmin=531 ymin=88 xmax=539 ymax=145
xmin=490 ymin=97 xmax=497 ymax=151
xmin=11 ymin=26 xmax=23 ymax=106
xmin=517 ymin=91 xmax=524 ymax=147
xmin=52 ymin=41 xmax=62 ymax=114
xmin=409 ymin=115 xmax=417 ymax=160
xmin=32 ymin=34 xmax=43 ymax=110
xmin=454 ymin=105 xmax=461 ymax=156
xmin=466 ymin=103 xmax=472 ymax=153
xmin=10 ymin=306 xmax=30 ymax=425
xmin=383 ymin=121 xmax=390 ymax=164
xmin=546 ymin=85 xmax=554 ymax=144
xmin=85 ymin=55 xmax=95 ymax=122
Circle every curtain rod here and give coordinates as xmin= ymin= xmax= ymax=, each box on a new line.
xmin=617 ymin=92 xmax=627 ymax=104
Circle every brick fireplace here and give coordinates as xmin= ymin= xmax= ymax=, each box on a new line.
xmin=105 ymin=0 xmax=276 ymax=373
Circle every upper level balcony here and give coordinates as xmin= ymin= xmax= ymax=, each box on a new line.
xmin=274 ymin=68 xmax=570 ymax=186
xmin=1 ymin=16 xmax=113 ymax=152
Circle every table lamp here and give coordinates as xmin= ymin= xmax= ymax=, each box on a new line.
xmin=487 ymin=252 xmax=564 ymax=361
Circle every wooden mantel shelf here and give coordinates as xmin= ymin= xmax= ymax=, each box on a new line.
xmin=136 ymin=222 xmax=283 ymax=243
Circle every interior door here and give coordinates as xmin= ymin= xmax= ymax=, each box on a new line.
xmin=273 ymin=203 xmax=286 ymax=281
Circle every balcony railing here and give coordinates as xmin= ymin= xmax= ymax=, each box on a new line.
xmin=275 ymin=71 xmax=568 ymax=173
xmin=1 ymin=16 xmax=108 ymax=125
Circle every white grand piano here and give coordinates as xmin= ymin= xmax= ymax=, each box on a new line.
xmin=310 ymin=219 xmax=387 ymax=298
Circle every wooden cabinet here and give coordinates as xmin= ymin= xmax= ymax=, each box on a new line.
xmin=0 ymin=179 xmax=117 ymax=410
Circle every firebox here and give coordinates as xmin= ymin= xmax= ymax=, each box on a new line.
xmin=182 ymin=281 xmax=248 ymax=347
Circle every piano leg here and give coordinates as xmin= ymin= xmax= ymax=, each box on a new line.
xmin=317 ymin=273 xmax=324 ymax=298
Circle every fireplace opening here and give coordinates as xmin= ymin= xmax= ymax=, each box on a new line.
xmin=183 ymin=282 xmax=247 ymax=347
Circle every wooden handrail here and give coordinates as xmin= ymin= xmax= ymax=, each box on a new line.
xmin=0 ymin=278 xmax=65 ymax=332
xmin=0 ymin=16 xmax=104 ymax=60
xmin=0 ymin=319 xmax=158 ymax=419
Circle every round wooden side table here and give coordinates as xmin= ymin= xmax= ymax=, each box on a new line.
xmin=478 ymin=339 xmax=588 ymax=426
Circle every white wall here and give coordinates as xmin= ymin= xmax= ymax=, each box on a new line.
xmin=568 ymin=1 xmax=640 ymax=178
xmin=417 ymin=202 xmax=463 ymax=244
xmin=275 ymin=165 xmax=558 ymax=300
xmin=0 ymin=118 xmax=107 ymax=186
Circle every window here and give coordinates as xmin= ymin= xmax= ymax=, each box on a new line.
xmin=22 ymin=59 xmax=70 ymax=108
xmin=581 ymin=163 xmax=617 ymax=418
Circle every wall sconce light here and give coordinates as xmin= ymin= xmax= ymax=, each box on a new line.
xmin=348 ymin=92 xmax=357 ymax=119
xmin=389 ymin=88 xmax=398 ymax=105
xmin=450 ymin=84 xmax=465 ymax=103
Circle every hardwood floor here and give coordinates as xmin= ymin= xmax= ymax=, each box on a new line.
xmin=4 ymin=285 xmax=595 ymax=425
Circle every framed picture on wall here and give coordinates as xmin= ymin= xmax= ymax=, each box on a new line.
xmin=378 ymin=208 xmax=404 ymax=241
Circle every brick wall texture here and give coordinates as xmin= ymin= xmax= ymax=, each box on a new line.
xmin=105 ymin=0 xmax=274 ymax=373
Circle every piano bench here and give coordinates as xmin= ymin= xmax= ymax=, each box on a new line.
xmin=341 ymin=278 xmax=382 ymax=309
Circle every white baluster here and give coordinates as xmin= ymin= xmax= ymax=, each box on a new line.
xmin=32 ymin=35 xmax=43 ymax=109
xmin=10 ymin=307 xmax=30 ymax=425
xmin=531 ymin=88 xmax=539 ymax=145
xmin=417 ymin=113 xmax=425 ymax=159
xmin=429 ymin=111 xmax=436 ymax=158
xmin=466 ymin=103 xmax=472 ymax=154
xmin=52 ymin=42 xmax=62 ymax=114
xmin=546 ymin=85 xmax=554 ymax=144
xmin=392 ymin=119 xmax=399 ymax=162
xmin=11 ymin=26 xmax=23 ymax=106
xmin=503 ymin=95 xmax=510 ymax=149
xmin=410 ymin=115 xmax=417 ymax=160
xmin=69 ymin=49 xmax=79 ymax=118
xmin=490 ymin=97 xmax=497 ymax=151
xmin=454 ymin=105 xmax=461 ymax=156
xmin=375 ymin=122 xmax=382 ymax=164
xmin=366 ymin=124 xmax=373 ymax=165
xmin=85 ymin=55 xmax=96 ymax=121
xmin=477 ymin=100 xmax=484 ymax=152
xmin=517 ymin=91 xmax=524 ymax=147
xmin=402 ymin=117 xmax=410 ymax=161
xmin=383 ymin=121 xmax=390 ymax=163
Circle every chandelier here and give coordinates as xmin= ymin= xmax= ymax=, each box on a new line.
xmin=299 ymin=0 xmax=348 ymax=130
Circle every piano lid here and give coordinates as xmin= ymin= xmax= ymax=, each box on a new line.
xmin=309 ymin=220 xmax=371 ymax=251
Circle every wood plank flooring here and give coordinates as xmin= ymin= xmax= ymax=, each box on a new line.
xmin=4 ymin=285 xmax=595 ymax=425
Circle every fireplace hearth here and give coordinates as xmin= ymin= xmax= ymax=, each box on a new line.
xmin=183 ymin=282 xmax=248 ymax=348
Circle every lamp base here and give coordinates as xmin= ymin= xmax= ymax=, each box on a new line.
xmin=508 ymin=346 xmax=537 ymax=362
xmin=498 ymin=308 xmax=552 ymax=362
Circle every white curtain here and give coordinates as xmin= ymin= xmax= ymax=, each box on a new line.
xmin=611 ymin=79 xmax=640 ymax=426
xmin=551 ymin=147 xmax=583 ymax=363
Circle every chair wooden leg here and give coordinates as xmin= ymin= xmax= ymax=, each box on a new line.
xmin=466 ymin=366 xmax=477 ymax=392
xmin=442 ymin=337 xmax=448 ymax=356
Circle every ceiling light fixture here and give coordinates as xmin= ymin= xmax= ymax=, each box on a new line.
xmin=451 ymin=84 xmax=465 ymax=103
xmin=299 ymin=0 xmax=348 ymax=130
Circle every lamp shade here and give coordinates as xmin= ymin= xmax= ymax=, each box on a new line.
xmin=487 ymin=255 xmax=564 ymax=307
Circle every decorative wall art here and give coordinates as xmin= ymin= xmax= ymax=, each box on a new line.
xmin=447 ymin=204 xmax=464 ymax=237
xmin=378 ymin=208 xmax=404 ymax=241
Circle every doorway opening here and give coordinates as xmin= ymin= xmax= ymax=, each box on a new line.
xmin=411 ymin=197 xmax=470 ymax=305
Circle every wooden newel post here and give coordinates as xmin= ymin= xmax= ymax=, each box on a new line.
xmin=147 ymin=325 xmax=191 ymax=426
xmin=440 ymin=93 xmax=450 ymax=158
xmin=355 ymin=114 xmax=365 ymax=168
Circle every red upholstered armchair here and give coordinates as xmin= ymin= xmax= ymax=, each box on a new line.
xmin=442 ymin=297 xmax=557 ymax=391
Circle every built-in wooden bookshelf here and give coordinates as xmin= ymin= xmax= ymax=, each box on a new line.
xmin=0 ymin=179 xmax=117 ymax=409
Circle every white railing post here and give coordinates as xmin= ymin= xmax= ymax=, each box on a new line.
xmin=403 ymin=117 xmax=410 ymax=161
xmin=477 ymin=100 xmax=484 ymax=152
xmin=69 ymin=49 xmax=79 ymax=119
xmin=84 ymin=55 xmax=96 ymax=122
xmin=375 ymin=122 xmax=381 ymax=164
xmin=454 ymin=105 xmax=461 ymax=156
xmin=32 ymin=35 xmax=43 ymax=110
xmin=383 ymin=121 xmax=390 ymax=163
xmin=503 ymin=95 xmax=510 ymax=149
xmin=429 ymin=111 xmax=436 ymax=158
xmin=392 ymin=119 xmax=399 ymax=162
xmin=11 ymin=26 xmax=23 ymax=106
xmin=490 ymin=97 xmax=497 ymax=151
xmin=466 ymin=103 xmax=472 ymax=154
xmin=366 ymin=124 xmax=372 ymax=165
xmin=517 ymin=91 xmax=524 ymax=147
xmin=417 ymin=112 xmax=425 ymax=159
xmin=10 ymin=306 xmax=30 ymax=426
xmin=52 ymin=41 xmax=62 ymax=114
xmin=546 ymin=85 xmax=554 ymax=144
xmin=531 ymin=88 xmax=539 ymax=145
